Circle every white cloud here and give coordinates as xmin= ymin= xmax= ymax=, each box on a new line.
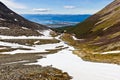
xmin=33 ymin=8 xmax=51 ymax=12
xmin=64 ymin=6 xmax=76 ymax=9
xmin=0 ymin=0 xmax=27 ymax=9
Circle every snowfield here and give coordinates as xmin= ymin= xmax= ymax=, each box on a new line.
xmin=40 ymin=29 xmax=52 ymax=37
xmin=0 ymin=30 xmax=120 ymax=80
xmin=30 ymin=43 xmax=120 ymax=80
xmin=0 ymin=41 xmax=66 ymax=54
xmin=0 ymin=30 xmax=56 ymax=54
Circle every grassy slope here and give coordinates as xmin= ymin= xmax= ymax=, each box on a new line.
xmin=55 ymin=0 xmax=120 ymax=64
xmin=56 ymin=0 xmax=120 ymax=52
xmin=56 ymin=0 xmax=120 ymax=38
xmin=61 ymin=33 xmax=120 ymax=65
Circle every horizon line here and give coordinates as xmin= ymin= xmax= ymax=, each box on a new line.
xmin=20 ymin=13 xmax=92 ymax=15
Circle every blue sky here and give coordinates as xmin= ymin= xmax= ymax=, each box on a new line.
xmin=0 ymin=0 xmax=113 ymax=14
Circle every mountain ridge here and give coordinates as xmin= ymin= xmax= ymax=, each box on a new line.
xmin=57 ymin=0 xmax=120 ymax=53
xmin=0 ymin=1 xmax=49 ymax=36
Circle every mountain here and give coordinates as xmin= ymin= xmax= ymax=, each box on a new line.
xmin=0 ymin=2 xmax=48 ymax=36
xmin=68 ymin=0 xmax=119 ymax=38
xmin=59 ymin=0 xmax=120 ymax=52
xmin=21 ymin=14 xmax=90 ymax=28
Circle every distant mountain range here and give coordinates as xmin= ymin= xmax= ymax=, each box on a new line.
xmin=21 ymin=14 xmax=91 ymax=28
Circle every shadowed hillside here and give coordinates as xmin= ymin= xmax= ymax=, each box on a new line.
xmin=0 ymin=2 xmax=48 ymax=36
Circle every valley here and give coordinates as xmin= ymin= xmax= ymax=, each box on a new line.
xmin=0 ymin=32 xmax=120 ymax=80
xmin=55 ymin=0 xmax=120 ymax=65
xmin=0 ymin=32 xmax=72 ymax=80
xmin=0 ymin=0 xmax=120 ymax=80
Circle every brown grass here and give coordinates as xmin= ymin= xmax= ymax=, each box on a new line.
xmin=61 ymin=33 xmax=120 ymax=65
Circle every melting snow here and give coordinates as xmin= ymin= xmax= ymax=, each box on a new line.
xmin=0 ymin=27 xmax=10 ymax=29
xmin=27 ymin=35 xmax=120 ymax=80
xmin=34 ymin=40 xmax=40 ymax=44
xmin=14 ymin=19 xmax=18 ymax=21
xmin=0 ymin=40 xmax=66 ymax=54
xmin=22 ymin=27 xmax=29 ymax=30
xmin=0 ymin=47 xmax=7 ymax=50
xmin=102 ymin=50 xmax=120 ymax=54
xmin=10 ymin=13 xmax=14 ymax=15
xmin=37 ymin=29 xmax=52 ymax=37
xmin=30 ymin=43 xmax=120 ymax=80
xmin=0 ymin=18 xmax=5 ymax=21
xmin=72 ymin=36 xmax=84 ymax=41
xmin=41 ymin=30 xmax=52 ymax=37
xmin=0 ymin=30 xmax=120 ymax=80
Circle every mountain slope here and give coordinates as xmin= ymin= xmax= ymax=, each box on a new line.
xmin=60 ymin=0 xmax=120 ymax=52
xmin=72 ymin=0 xmax=120 ymax=38
xmin=0 ymin=2 xmax=49 ymax=36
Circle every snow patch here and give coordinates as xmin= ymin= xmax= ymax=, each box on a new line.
xmin=37 ymin=29 xmax=52 ymax=37
xmin=0 ymin=47 xmax=7 ymax=50
xmin=14 ymin=19 xmax=18 ymax=21
xmin=28 ymin=35 xmax=120 ymax=80
xmin=10 ymin=13 xmax=14 ymax=15
xmin=34 ymin=40 xmax=40 ymax=44
xmin=0 ymin=41 xmax=35 ymax=49
xmin=0 ymin=18 xmax=5 ymax=21
xmin=22 ymin=27 xmax=29 ymax=30
xmin=0 ymin=34 xmax=120 ymax=80
xmin=42 ymin=30 xmax=52 ymax=37
xmin=0 ymin=27 xmax=10 ymax=29
xmin=29 ymin=45 xmax=120 ymax=80
xmin=0 ymin=41 xmax=66 ymax=54
xmin=102 ymin=50 xmax=120 ymax=54
xmin=72 ymin=36 xmax=84 ymax=41
xmin=2 ymin=49 xmax=48 ymax=54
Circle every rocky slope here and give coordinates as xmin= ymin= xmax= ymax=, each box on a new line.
xmin=0 ymin=2 xmax=72 ymax=80
xmin=0 ymin=1 xmax=48 ymax=36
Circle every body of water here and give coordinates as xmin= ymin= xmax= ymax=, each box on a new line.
xmin=21 ymin=14 xmax=90 ymax=28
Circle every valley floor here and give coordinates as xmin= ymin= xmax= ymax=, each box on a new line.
xmin=0 ymin=32 xmax=120 ymax=80
xmin=0 ymin=33 xmax=71 ymax=80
